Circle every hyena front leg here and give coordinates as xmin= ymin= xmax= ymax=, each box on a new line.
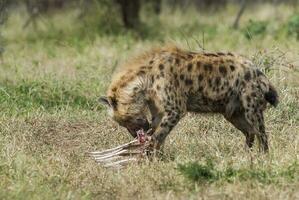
xmin=147 ymin=102 xmax=185 ymax=156
xmin=241 ymin=85 xmax=269 ymax=152
xmin=151 ymin=110 xmax=181 ymax=150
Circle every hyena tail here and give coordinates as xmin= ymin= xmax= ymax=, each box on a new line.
xmin=257 ymin=71 xmax=279 ymax=107
xmin=264 ymin=84 xmax=279 ymax=107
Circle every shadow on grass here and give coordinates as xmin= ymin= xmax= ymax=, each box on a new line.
xmin=178 ymin=160 xmax=299 ymax=184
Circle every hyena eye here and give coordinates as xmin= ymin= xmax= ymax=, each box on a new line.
xmin=136 ymin=118 xmax=144 ymax=122
xmin=136 ymin=118 xmax=146 ymax=124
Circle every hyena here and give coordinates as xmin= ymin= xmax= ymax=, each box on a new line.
xmin=100 ymin=46 xmax=278 ymax=154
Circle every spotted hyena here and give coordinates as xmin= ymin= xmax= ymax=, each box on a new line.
xmin=100 ymin=46 xmax=278 ymax=154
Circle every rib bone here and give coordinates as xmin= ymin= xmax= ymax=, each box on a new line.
xmin=89 ymin=130 xmax=150 ymax=168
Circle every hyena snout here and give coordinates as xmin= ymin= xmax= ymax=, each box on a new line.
xmin=126 ymin=118 xmax=150 ymax=138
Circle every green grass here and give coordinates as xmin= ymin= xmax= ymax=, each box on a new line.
xmin=0 ymin=3 xmax=298 ymax=200
xmin=178 ymin=160 xmax=299 ymax=184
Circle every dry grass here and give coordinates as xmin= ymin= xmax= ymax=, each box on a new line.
xmin=0 ymin=3 xmax=299 ymax=200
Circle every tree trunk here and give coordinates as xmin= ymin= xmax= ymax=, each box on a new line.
xmin=153 ymin=0 xmax=161 ymax=14
xmin=116 ymin=0 xmax=141 ymax=29
xmin=233 ymin=0 xmax=247 ymax=29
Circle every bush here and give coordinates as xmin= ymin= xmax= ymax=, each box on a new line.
xmin=243 ymin=20 xmax=267 ymax=40
xmin=177 ymin=160 xmax=218 ymax=183
xmin=287 ymin=13 xmax=299 ymax=40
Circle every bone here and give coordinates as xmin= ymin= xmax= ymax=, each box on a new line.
xmin=103 ymin=158 xmax=138 ymax=168
xmin=89 ymin=139 xmax=138 ymax=155
xmin=89 ymin=129 xmax=151 ymax=168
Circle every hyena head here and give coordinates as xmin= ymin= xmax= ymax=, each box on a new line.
xmin=99 ymin=90 xmax=150 ymax=138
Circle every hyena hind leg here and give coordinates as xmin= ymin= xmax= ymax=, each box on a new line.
xmin=225 ymin=111 xmax=255 ymax=150
xmin=252 ymin=111 xmax=268 ymax=152
xmin=240 ymin=83 xmax=269 ymax=152
xmin=243 ymin=108 xmax=268 ymax=152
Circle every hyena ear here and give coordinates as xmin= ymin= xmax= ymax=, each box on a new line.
xmin=99 ymin=96 xmax=110 ymax=107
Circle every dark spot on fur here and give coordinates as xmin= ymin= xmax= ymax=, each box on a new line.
xmin=196 ymin=61 xmax=201 ymax=69
xmin=156 ymin=75 xmax=160 ymax=79
xmin=198 ymin=74 xmax=203 ymax=82
xmin=151 ymin=76 xmax=154 ymax=83
xmin=156 ymin=85 xmax=161 ymax=90
xmin=175 ymin=58 xmax=180 ymax=65
xmin=246 ymin=96 xmax=251 ymax=102
xmin=160 ymin=122 xmax=167 ymax=127
xmin=251 ymin=92 xmax=257 ymax=97
xmin=187 ymin=63 xmax=193 ymax=71
xmin=185 ymin=79 xmax=193 ymax=85
xmin=174 ymin=73 xmax=178 ymax=80
xmin=227 ymin=52 xmax=234 ymax=56
xmin=159 ymin=64 xmax=164 ymax=70
xmin=215 ymin=76 xmax=221 ymax=86
xmin=187 ymin=54 xmax=194 ymax=59
xmin=235 ymin=79 xmax=239 ymax=87
xmin=171 ymin=119 xmax=177 ymax=124
xmin=219 ymin=66 xmax=227 ymax=76
xmin=161 ymin=72 xmax=165 ymax=77
xmin=166 ymin=101 xmax=171 ymax=106
xmin=204 ymin=63 xmax=213 ymax=72
xmin=149 ymin=60 xmax=154 ymax=64
xmin=244 ymin=71 xmax=251 ymax=81
xmin=208 ymin=79 xmax=212 ymax=87
xmin=230 ymin=65 xmax=235 ymax=71
xmin=180 ymin=74 xmax=184 ymax=80
xmin=137 ymin=70 xmax=145 ymax=76
xmin=120 ymin=83 xmax=126 ymax=88
xmin=170 ymin=67 xmax=173 ymax=73
xmin=217 ymin=52 xmax=225 ymax=56
xmin=259 ymin=124 xmax=265 ymax=132
xmin=241 ymin=81 xmax=246 ymax=87
xmin=198 ymin=86 xmax=203 ymax=91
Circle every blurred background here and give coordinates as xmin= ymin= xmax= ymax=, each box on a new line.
xmin=1 ymin=0 xmax=299 ymax=46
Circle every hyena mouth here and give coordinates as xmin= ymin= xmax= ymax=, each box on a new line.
xmin=127 ymin=119 xmax=150 ymax=138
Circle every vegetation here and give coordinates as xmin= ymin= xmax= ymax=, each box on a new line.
xmin=288 ymin=13 xmax=299 ymax=39
xmin=0 ymin=2 xmax=298 ymax=200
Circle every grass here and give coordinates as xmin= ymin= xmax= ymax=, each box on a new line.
xmin=178 ymin=160 xmax=299 ymax=184
xmin=0 ymin=3 xmax=299 ymax=200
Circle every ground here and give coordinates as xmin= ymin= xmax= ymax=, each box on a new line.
xmin=0 ymin=3 xmax=298 ymax=200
